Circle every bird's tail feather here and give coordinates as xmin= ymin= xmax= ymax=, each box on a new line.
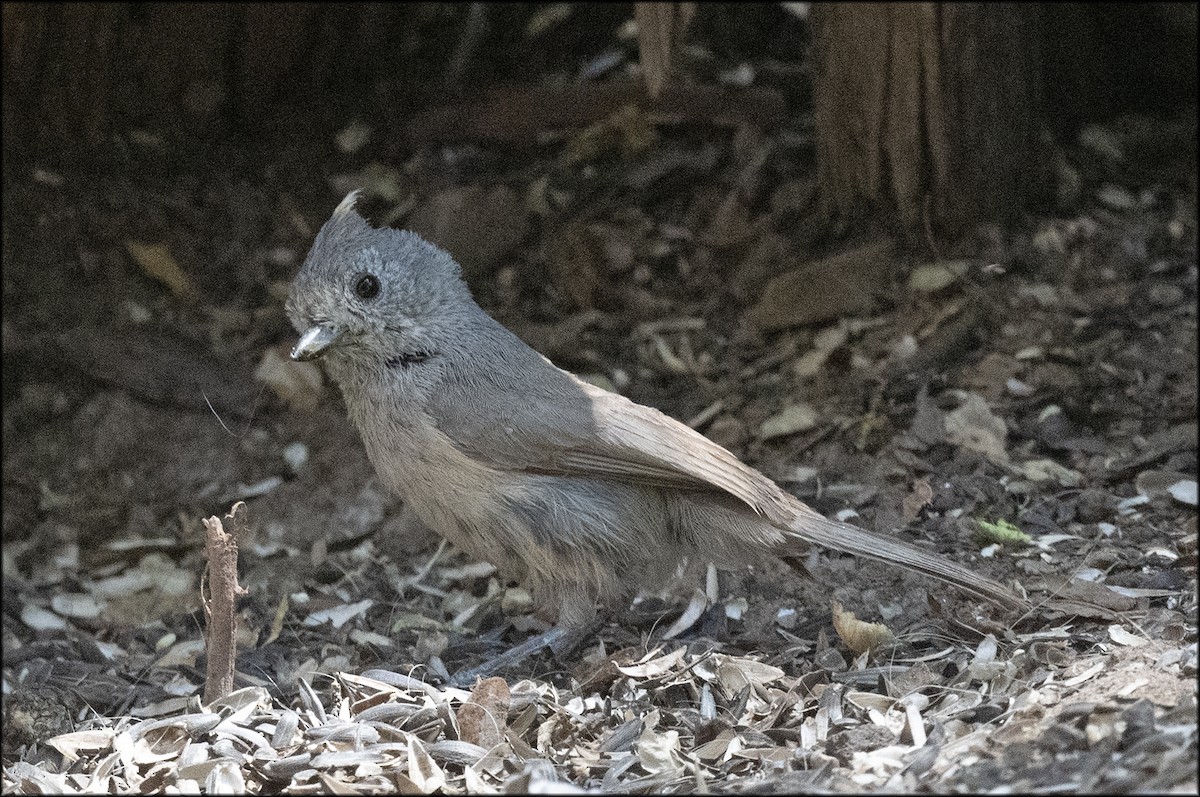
xmin=786 ymin=509 xmax=1025 ymax=610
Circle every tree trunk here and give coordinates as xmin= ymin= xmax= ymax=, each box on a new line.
xmin=812 ymin=2 xmax=1048 ymax=244
xmin=0 ymin=3 xmax=386 ymax=158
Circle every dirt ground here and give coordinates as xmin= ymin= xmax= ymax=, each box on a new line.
xmin=2 ymin=23 xmax=1197 ymax=795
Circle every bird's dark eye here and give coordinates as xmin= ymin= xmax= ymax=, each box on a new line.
xmin=354 ymin=273 xmax=381 ymax=300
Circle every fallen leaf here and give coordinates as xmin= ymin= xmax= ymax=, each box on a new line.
xmin=125 ymin=241 xmax=198 ymax=301
xmin=944 ymin=391 xmax=1008 ymax=464
xmin=615 ymin=647 xmax=685 ymax=678
xmin=328 ymin=161 xmax=404 ymax=202
xmin=636 ymin=727 xmax=682 ymax=775
xmin=961 ymin=353 xmax=1022 ymax=402
xmin=1020 ymin=459 xmax=1084 ymax=487
xmin=760 ymin=402 xmax=818 ymax=440
xmin=1135 ymin=470 xmax=1193 ymax=498
xmin=832 ymin=601 xmax=895 ymax=655
xmin=302 ymin=599 xmax=374 ymax=629
xmin=975 ymin=518 xmax=1031 ymax=546
xmin=46 ymin=730 xmax=117 ymax=763
xmin=21 ymin=603 xmax=71 ymax=631
xmin=908 ymin=260 xmax=968 ymax=293
xmin=334 ymin=120 xmax=372 ymax=154
xmin=715 ymin=656 xmax=785 ymax=693
xmin=1107 ymin=625 xmax=1148 ymax=647
xmin=662 ymin=588 xmax=708 ymax=639
xmin=1061 ymin=660 xmax=1106 ymax=687
xmin=407 ymin=736 xmax=446 ymax=793
xmin=456 ymin=677 xmax=510 ymax=749
xmin=51 ymin=592 xmax=104 ymax=619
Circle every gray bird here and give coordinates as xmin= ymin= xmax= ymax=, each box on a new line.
xmin=287 ymin=192 xmax=1023 ymax=681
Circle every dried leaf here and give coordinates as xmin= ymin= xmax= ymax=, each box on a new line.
xmin=1020 ymin=459 xmax=1084 ymax=486
xmin=335 ymin=120 xmax=372 ymax=154
xmin=615 ymin=647 xmax=685 ymax=678
xmin=962 ymin=353 xmax=1023 ymax=401
xmin=831 ymin=601 xmax=895 ymax=655
xmin=21 ymin=603 xmax=71 ymax=631
xmin=526 ymin=2 xmax=572 ymax=37
xmin=901 ymin=478 xmax=934 ymax=523
xmin=715 ymin=656 xmax=785 ymax=694
xmin=50 ymin=592 xmax=104 ymax=619
xmin=46 ymin=730 xmax=116 ymax=763
xmin=125 ymin=240 xmax=198 ymax=301
xmin=759 ymin=403 xmax=818 ymax=440
xmin=328 ymin=161 xmax=404 ymax=202
xmin=457 ymin=677 xmax=510 ymax=750
xmin=1107 ymin=625 xmax=1148 ymax=647
xmin=662 ymin=588 xmax=708 ymax=639
xmin=908 ymin=260 xmax=968 ymax=293
xmin=725 ymin=597 xmax=748 ymax=621
xmin=1061 ymin=660 xmax=1105 ymax=687
xmin=944 ymin=391 xmax=1009 ymax=464
xmin=303 ymin=599 xmax=374 ymax=629
xmin=635 ymin=727 xmax=682 ymax=775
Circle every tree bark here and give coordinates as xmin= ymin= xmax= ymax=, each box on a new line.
xmin=812 ymin=3 xmax=1048 ymax=244
xmin=1 ymin=3 xmax=388 ymax=157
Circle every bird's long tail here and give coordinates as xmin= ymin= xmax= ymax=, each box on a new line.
xmin=785 ymin=505 xmax=1026 ymax=610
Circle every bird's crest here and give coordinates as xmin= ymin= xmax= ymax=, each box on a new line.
xmin=333 ymin=190 xmax=362 ymax=218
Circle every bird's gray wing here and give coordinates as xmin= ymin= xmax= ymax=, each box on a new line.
xmin=426 ymin=350 xmax=799 ymax=523
xmin=425 ymin=339 xmax=1025 ymax=610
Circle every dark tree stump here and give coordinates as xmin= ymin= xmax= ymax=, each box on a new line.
xmin=811 ymin=2 xmax=1049 ymax=243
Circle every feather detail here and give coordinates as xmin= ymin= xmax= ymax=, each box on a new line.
xmin=782 ymin=512 xmax=1024 ymax=609
xmin=422 ymin=316 xmax=1025 ymax=612
xmin=333 ymin=189 xmax=362 ymax=217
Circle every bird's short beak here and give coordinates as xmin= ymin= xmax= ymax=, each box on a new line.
xmin=291 ymin=324 xmax=343 ymax=361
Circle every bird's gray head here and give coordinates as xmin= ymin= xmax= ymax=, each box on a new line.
xmin=286 ymin=191 xmax=472 ymax=370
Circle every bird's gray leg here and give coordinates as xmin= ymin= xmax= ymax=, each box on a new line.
xmin=449 ymin=621 xmax=598 ymax=687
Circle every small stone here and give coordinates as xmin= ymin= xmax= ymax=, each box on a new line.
xmin=282 ymin=442 xmax=309 ymax=472
xmin=826 ymin=725 xmax=897 ymax=764
xmin=1168 ymin=480 xmax=1197 ymax=506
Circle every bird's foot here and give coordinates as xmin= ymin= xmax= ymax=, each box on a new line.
xmin=448 ymin=622 xmax=596 ymax=688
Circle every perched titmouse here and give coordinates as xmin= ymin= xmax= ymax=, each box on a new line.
xmin=288 ymin=192 xmax=1023 ymax=678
